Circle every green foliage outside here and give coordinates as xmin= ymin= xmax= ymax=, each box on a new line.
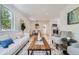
xmin=1 ymin=7 xmax=11 ymax=30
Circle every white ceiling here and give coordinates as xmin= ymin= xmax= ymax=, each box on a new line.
xmin=13 ymin=4 xmax=67 ymax=21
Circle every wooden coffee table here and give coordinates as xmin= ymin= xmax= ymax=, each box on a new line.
xmin=28 ymin=35 xmax=51 ymax=55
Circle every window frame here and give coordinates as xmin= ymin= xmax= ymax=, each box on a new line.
xmin=0 ymin=5 xmax=14 ymax=31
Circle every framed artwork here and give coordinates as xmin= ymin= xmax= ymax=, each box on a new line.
xmin=67 ymin=7 xmax=79 ymax=25
xmin=51 ymin=24 xmax=59 ymax=36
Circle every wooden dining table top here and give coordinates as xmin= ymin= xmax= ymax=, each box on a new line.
xmin=28 ymin=35 xmax=51 ymax=50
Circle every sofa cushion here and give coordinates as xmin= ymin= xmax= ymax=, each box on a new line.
xmin=0 ymin=38 xmax=14 ymax=48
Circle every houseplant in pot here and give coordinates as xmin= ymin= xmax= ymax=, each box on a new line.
xmin=21 ymin=23 xmax=26 ymax=32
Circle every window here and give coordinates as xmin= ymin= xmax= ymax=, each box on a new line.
xmin=0 ymin=5 xmax=13 ymax=31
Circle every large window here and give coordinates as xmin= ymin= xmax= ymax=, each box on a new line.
xmin=0 ymin=5 xmax=13 ymax=31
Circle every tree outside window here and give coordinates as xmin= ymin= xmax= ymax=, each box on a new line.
xmin=1 ymin=6 xmax=12 ymax=31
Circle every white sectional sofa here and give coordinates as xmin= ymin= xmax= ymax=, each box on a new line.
xmin=67 ymin=43 xmax=79 ymax=55
xmin=0 ymin=33 xmax=29 ymax=55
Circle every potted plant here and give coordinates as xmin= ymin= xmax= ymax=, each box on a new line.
xmin=21 ymin=23 xmax=26 ymax=32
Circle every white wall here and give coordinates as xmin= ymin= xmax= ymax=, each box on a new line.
xmin=14 ymin=10 xmax=30 ymax=33
xmin=59 ymin=5 xmax=79 ymax=42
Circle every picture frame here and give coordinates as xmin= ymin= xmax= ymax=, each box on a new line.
xmin=67 ymin=7 xmax=79 ymax=25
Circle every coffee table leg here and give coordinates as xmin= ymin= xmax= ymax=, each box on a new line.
xmin=31 ymin=50 xmax=33 ymax=55
xmin=50 ymin=50 xmax=51 ymax=55
xmin=28 ymin=50 xmax=29 ymax=55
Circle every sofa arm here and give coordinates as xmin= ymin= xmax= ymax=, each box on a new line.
xmin=71 ymin=43 xmax=79 ymax=46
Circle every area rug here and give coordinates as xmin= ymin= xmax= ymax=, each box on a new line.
xmin=18 ymin=43 xmax=63 ymax=55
